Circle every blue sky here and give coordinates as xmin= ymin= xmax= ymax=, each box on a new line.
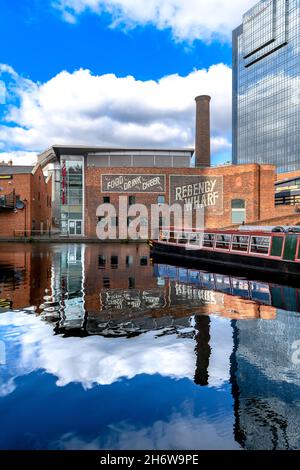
xmin=0 ymin=0 xmax=254 ymax=165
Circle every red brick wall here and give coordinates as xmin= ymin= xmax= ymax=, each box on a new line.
xmin=31 ymin=166 xmax=52 ymax=235
xmin=277 ymin=169 xmax=300 ymax=183
xmin=84 ymin=163 xmax=286 ymax=237
xmin=0 ymin=166 xmax=52 ymax=238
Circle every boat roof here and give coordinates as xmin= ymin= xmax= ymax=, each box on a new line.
xmin=163 ymin=227 xmax=293 ymax=236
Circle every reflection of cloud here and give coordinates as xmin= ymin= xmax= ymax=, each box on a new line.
xmin=208 ymin=317 xmax=233 ymax=387
xmin=0 ymin=311 xmax=233 ymax=395
xmin=52 ymin=412 xmax=240 ymax=450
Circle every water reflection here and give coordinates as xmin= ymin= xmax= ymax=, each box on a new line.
xmin=0 ymin=243 xmax=300 ymax=450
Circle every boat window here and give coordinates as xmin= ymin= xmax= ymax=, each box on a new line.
xmin=203 ymin=233 xmax=215 ymax=248
xmin=177 ymin=233 xmax=188 ymax=245
xmin=270 ymin=236 xmax=284 ymax=258
xmin=250 ymin=236 xmax=270 ymax=255
xmin=215 ymin=234 xmax=231 ymax=250
xmin=188 ymin=233 xmax=201 ymax=246
xmin=201 ymin=272 xmax=215 ymax=287
xmin=169 ymin=231 xmax=176 ymax=243
xmin=160 ymin=230 xmax=169 ymax=241
xmin=231 ymin=235 xmax=250 ymax=253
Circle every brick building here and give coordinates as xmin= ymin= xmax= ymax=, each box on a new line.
xmin=37 ymin=144 xmax=298 ymax=239
xmin=0 ymin=163 xmax=52 ymax=238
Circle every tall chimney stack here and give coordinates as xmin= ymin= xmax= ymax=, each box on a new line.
xmin=195 ymin=95 xmax=211 ymax=167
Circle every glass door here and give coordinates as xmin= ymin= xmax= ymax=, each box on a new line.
xmin=68 ymin=220 xmax=82 ymax=236
xmin=76 ymin=221 xmax=82 ymax=236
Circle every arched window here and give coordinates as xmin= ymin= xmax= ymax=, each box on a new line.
xmin=231 ymin=199 xmax=246 ymax=224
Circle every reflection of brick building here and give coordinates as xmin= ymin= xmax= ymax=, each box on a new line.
xmin=2 ymin=242 xmax=300 ymax=322
xmin=84 ymin=243 xmax=156 ymax=314
xmin=0 ymin=244 xmax=52 ymax=309
xmin=0 ymin=163 xmax=52 ymax=238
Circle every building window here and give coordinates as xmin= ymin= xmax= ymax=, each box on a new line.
xmin=140 ymin=256 xmax=148 ymax=266
xmin=98 ymin=255 xmax=106 ymax=268
xmin=157 ymin=195 xmax=165 ymax=205
xmin=129 ymin=196 xmax=136 ymax=206
xmin=126 ymin=255 xmax=133 ymax=267
xmin=128 ymin=277 xmax=135 ymax=289
xmin=111 ymin=256 xmax=118 ymax=268
xmin=231 ymin=199 xmax=246 ymax=224
xmin=159 ymin=216 xmax=166 ymax=228
xmin=103 ymin=196 xmax=110 ymax=204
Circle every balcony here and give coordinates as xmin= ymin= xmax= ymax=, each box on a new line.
xmin=0 ymin=192 xmax=15 ymax=212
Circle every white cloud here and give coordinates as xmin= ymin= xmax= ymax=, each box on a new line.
xmin=53 ymin=0 xmax=255 ymax=42
xmin=0 ymin=63 xmax=232 ymax=163
xmin=0 ymin=151 xmax=38 ymax=166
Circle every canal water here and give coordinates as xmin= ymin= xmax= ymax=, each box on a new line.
xmin=0 ymin=243 xmax=300 ymax=450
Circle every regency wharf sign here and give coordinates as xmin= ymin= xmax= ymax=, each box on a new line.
xmin=102 ymin=174 xmax=166 ymax=193
xmin=170 ymin=175 xmax=223 ymax=213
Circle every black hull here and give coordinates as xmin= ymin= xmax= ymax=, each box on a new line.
xmin=150 ymin=241 xmax=300 ymax=287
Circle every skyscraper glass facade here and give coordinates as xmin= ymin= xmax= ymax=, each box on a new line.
xmin=233 ymin=0 xmax=300 ymax=173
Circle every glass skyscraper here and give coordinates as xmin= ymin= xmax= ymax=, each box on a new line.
xmin=233 ymin=0 xmax=300 ymax=173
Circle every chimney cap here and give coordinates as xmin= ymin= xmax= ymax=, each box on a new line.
xmin=195 ymin=95 xmax=211 ymax=102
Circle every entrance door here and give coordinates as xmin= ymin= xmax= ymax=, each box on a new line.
xmin=68 ymin=220 xmax=82 ymax=236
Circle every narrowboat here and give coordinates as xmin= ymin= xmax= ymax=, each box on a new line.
xmin=149 ymin=227 xmax=300 ymax=283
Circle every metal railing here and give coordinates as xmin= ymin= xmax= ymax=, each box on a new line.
xmin=13 ymin=229 xmax=53 ymax=239
xmin=12 ymin=230 xmax=81 ymax=239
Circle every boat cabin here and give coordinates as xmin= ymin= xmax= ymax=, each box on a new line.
xmin=158 ymin=228 xmax=300 ymax=263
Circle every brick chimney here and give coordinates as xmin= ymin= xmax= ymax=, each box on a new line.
xmin=0 ymin=160 xmax=13 ymax=166
xmin=195 ymin=95 xmax=211 ymax=167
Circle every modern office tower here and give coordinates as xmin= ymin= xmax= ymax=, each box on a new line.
xmin=233 ymin=0 xmax=300 ymax=173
